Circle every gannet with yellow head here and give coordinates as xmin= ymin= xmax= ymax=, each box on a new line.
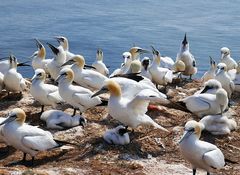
xmin=30 ymin=69 xmax=63 ymax=113
xmin=92 ymin=79 xmax=169 ymax=132
xmin=56 ymin=68 xmax=103 ymax=115
xmin=92 ymin=48 xmax=109 ymax=76
xmin=0 ymin=108 xmax=60 ymax=165
xmin=62 ymin=55 xmax=108 ymax=90
xmin=179 ymin=120 xmax=225 ymax=175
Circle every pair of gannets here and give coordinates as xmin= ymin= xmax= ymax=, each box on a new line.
xmin=30 ymin=39 xmax=50 ymax=73
xmin=200 ymin=114 xmax=237 ymax=135
xmin=201 ymin=56 xmax=216 ymax=82
xmin=215 ymin=63 xmax=235 ymax=98
xmin=92 ymin=79 xmax=169 ymax=132
xmin=179 ymin=120 xmax=225 ymax=175
xmin=181 ymin=86 xmax=228 ymax=118
xmin=62 ymin=55 xmax=108 ymax=90
xmin=30 ymin=69 xmax=63 ymax=112
xmin=46 ymin=43 xmax=66 ymax=80
xmin=92 ymin=48 xmax=109 ymax=76
xmin=220 ymin=47 xmax=237 ymax=71
xmin=3 ymin=55 xmax=30 ymax=94
xmin=103 ymin=125 xmax=130 ymax=145
xmin=56 ymin=68 xmax=103 ymax=115
xmin=148 ymin=46 xmax=173 ymax=86
xmin=40 ymin=110 xmax=86 ymax=130
xmin=176 ymin=34 xmax=197 ymax=79
xmin=0 ymin=108 xmax=68 ymax=164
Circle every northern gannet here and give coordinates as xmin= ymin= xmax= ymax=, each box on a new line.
xmin=220 ymin=47 xmax=237 ymax=71
xmin=92 ymin=79 xmax=169 ymax=132
xmin=30 ymin=69 xmax=63 ymax=113
xmin=215 ymin=63 xmax=235 ymax=98
xmin=129 ymin=46 xmax=149 ymax=61
xmin=56 ymin=68 xmax=103 ymax=115
xmin=148 ymin=46 xmax=173 ymax=86
xmin=195 ymin=79 xmax=222 ymax=95
xmin=30 ymin=39 xmax=50 ymax=73
xmin=3 ymin=55 xmax=30 ymax=94
xmin=40 ymin=110 xmax=86 ymax=130
xmin=141 ymin=57 xmax=152 ymax=80
xmin=201 ymin=56 xmax=216 ymax=82
xmin=181 ymin=88 xmax=228 ymax=118
xmin=0 ymin=108 xmax=63 ymax=164
xmin=92 ymin=48 xmax=109 ymax=76
xmin=103 ymin=125 xmax=130 ymax=145
xmin=55 ymin=36 xmax=75 ymax=61
xmin=62 ymin=55 xmax=108 ymax=90
xmin=176 ymin=33 xmax=197 ymax=79
xmin=179 ymin=120 xmax=225 ymax=175
xmin=200 ymin=114 xmax=237 ymax=135
xmin=46 ymin=43 xmax=66 ymax=80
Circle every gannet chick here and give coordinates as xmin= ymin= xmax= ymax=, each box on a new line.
xmin=55 ymin=36 xmax=75 ymax=61
xmin=148 ymin=46 xmax=173 ymax=86
xmin=0 ymin=108 xmax=62 ymax=164
xmin=181 ymin=88 xmax=228 ymax=118
xmin=56 ymin=68 xmax=103 ymax=115
xmin=40 ymin=110 xmax=86 ymax=130
xmin=195 ymin=79 xmax=222 ymax=95
xmin=179 ymin=120 xmax=225 ymax=175
xmin=200 ymin=115 xmax=237 ymax=135
xmin=220 ymin=47 xmax=237 ymax=71
xmin=92 ymin=79 xmax=169 ymax=132
xmin=176 ymin=33 xmax=197 ymax=79
xmin=30 ymin=39 xmax=50 ymax=73
xmin=92 ymin=48 xmax=109 ymax=76
xmin=215 ymin=63 xmax=235 ymax=98
xmin=103 ymin=125 xmax=130 ymax=145
xmin=3 ymin=55 xmax=30 ymax=94
xmin=110 ymin=52 xmax=133 ymax=77
xmin=141 ymin=57 xmax=152 ymax=80
xmin=46 ymin=43 xmax=66 ymax=80
xmin=30 ymin=69 xmax=63 ymax=113
xmin=201 ymin=56 xmax=216 ymax=82
xmin=62 ymin=55 xmax=108 ymax=90
xmin=233 ymin=61 xmax=240 ymax=92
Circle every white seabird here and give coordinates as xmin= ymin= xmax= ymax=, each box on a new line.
xmin=220 ymin=47 xmax=237 ymax=71
xmin=103 ymin=125 xmax=130 ymax=145
xmin=30 ymin=69 xmax=63 ymax=113
xmin=179 ymin=120 xmax=225 ymax=175
xmin=201 ymin=56 xmax=216 ymax=82
xmin=92 ymin=79 xmax=169 ymax=132
xmin=215 ymin=63 xmax=235 ymax=98
xmin=55 ymin=36 xmax=75 ymax=61
xmin=92 ymin=48 xmax=109 ymax=76
xmin=56 ymin=68 xmax=103 ymax=115
xmin=40 ymin=110 xmax=86 ymax=130
xmin=195 ymin=79 xmax=222 ymax=95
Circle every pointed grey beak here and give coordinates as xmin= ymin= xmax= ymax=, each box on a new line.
xmin=182 ymin=33 xmax=188 ymax=46
xmin=47 ymin=43 xmax=59 ymax=55
xmin=35 ymin=39 xmax=43 ymax=49
xmin=137 ymin=48 xmax=150 ymax=54
xmin=91 ymin=87 xmax=109 ymax=98
xmin=178 ymin=129 xmax=194 ymax=144
xmin=61 ymin=59 xmax=75 ymax=67
xmin=0 ymin=115 xmax=17 ymax=125
xmin=17 ymin=61 xmax=31 ymax=67
xmin=151 ymin=45 xmax=159 ymax=55
xmin=54 ymin=36 xmax=65 ymax=43
xmin=84 ymin=64 xmax=96 ymax=69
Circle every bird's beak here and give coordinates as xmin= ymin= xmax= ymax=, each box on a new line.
xmin=178 ymin=130 xmax=194 ymax=144
xmin=137 ymin=48 xmax=150 ymax=54
xmin=220 ymin=53 xmax=225 ymax=60
xmin=61 ymin=59 xmax=75 ymax=67
xmin=55 ymin=75 xmax=62 ymax=83
xmin=54 ymin=36 xmax=64 ymax=43
xmin=0 ymin=115 xmax=17 ymax=125
xmin=216 ymin=68 xmax=222 ymax=75
xmin=47 ymin=43 xmax=59 ymax=55
xmin=91 ymin=87 xmax=109 ymax=98
xmin=151 ymin=45 xmax=158 ymax=55
xmin=17 ymin=61 xmax=31 ymax=67
xmin=200 ymin=86 xmax=210 ymax=94
xmin=28 ymin=52 xmax=38 ymax=59
xmin=35 ymin=39 xmax=43 ymax=49
xmin=84 ymin=64 xmax=96 ymax=70
xmin=31 ymin=74 xmax=37 ymax=81
xmin=182 ymin=33 xmax=188 ymax=46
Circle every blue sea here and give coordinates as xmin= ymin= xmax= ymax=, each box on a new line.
xmin=0 ymin=0 xmax=239 ymax=78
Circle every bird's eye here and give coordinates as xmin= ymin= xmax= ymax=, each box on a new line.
xmin=37 ymin=73 xmax=42 ymax=76
xmin=221 ymin=67 xmax=224 ymax=70
xmin=127 ymin=56 xmax=130 ymax=59
xmin=224 ymin=52 xmax=228 ymax=54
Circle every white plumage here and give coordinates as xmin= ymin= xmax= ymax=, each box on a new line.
xmin=201 ymin=57 xmax=216 ymax=82
xmin=55 ymin=36 xmax=75 ymax=61
xmin=220 ymin=47 xmax=237 ymax=71
xmin=92 ymin=48 xmax=109 ymax=76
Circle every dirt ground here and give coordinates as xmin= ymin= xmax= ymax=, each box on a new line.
xmin=0 ymin=79 xmax=239 ymax=175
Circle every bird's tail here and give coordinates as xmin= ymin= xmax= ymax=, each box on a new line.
xmin=97 ymin=98 xmax=108 ymax=106
xmin=161 ymin=100 xmax=191 ymax=113
xmin=54 ymin=139 xmax=79 ymax=147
